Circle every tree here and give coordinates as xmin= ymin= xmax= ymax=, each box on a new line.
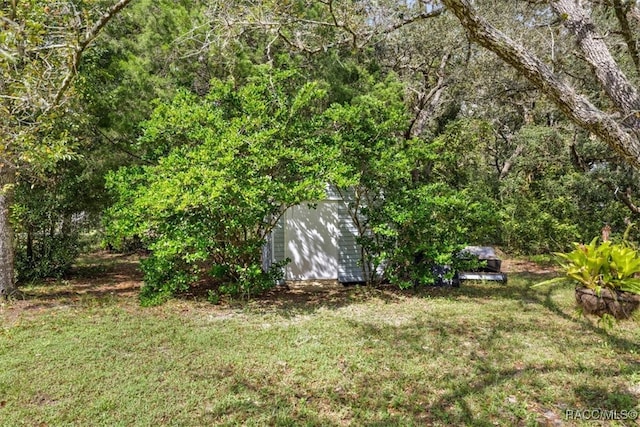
xmin=0 ymin=0 xmax=134 ymax=297
xmin=441 ymin=0 xmax=640 ymax=169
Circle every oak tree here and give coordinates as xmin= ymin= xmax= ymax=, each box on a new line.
xmin=0 ymin=0 xmax=134 ymax=297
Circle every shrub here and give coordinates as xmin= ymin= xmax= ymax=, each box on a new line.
xmin=15 ymin=233 xmax=82 ymax=282
xmin=106 ymin=69 xmax=337 ymax=303
xmin=537 ymin=236 xmax=640 ymax=295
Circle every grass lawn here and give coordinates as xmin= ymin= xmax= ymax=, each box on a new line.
xmin=0 ymin=253 xmax=638 ymax=426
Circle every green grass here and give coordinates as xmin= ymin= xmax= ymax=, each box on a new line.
xmin=523 ymin=253 xmax=558 ymax=267
xmin=0 ymin=268 xmax=638 ymax=426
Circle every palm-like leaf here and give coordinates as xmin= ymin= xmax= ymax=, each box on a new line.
xmin=617 ymin=278 xmax=640 ymax=294
xmin=535 ymin=236 xmax=640 ymax=296
xmin=610 ymin=246 xmax=640 ymax=278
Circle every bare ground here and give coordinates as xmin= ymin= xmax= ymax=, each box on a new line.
xmin=0 ymin=251 xmax=557 ymax=323
xmin=0 ymin=251 xmax=143 ymax=324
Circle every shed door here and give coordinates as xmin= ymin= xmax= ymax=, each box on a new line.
xmin=284 ymin=201 xmax=339 ymax=280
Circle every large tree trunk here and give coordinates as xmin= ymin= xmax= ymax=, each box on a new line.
xmin=550 ymin=0 xmax=640 ymax=118
xmin=0 ymin=167 xmax=15 ymax=298
xmin=441 ymin=0 xmax=640 ymax=169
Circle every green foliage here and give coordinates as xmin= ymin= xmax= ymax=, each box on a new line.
xmin=78 ymin=0 xmax=208 ymax=137
xmin=428 ymin=119 xmax=496 ymax=190
xmin=537 ymin=236 xmax=640 ymax=295
xmin=367 ymin=184 xmax=489 ymax=288
xmin=498 ymin=189 xmax=582 ymax=254
xmin=597 ymin=313 xmax=618 ymax=331
xmin=1 ymin=0 xmax=132 ymax=165
xmin=11 ymin=154 xmax=108 ymax=282
xmin=323 ymin=77 xmax=493 ymax=287
xmin=106 ymin=68 xmax=338 ymax=304
xmin=14 ymin=233 xmax=81 ymax=282
xmin=138 ymin=254 xmax=195 ymax=306
xmin=216 ymin=259 xmax=288 ymax=300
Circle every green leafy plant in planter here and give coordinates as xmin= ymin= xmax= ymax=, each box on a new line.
xmin=536 ymin=236 xmax=640 ymax=319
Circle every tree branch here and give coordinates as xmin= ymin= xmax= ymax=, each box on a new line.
xmin=92 ymin=127 xmax=153 ymax=165
xmin=441 ymin=0 xmax=640 ymax=169
xmin=269 ymin=4 xmax=444 ymax=55
xmin=570 ymin=142 xmax=640 ymax=215
xmin=50 ymin=0 xmax=135 ymax=111
xmin=612 ymin=0 xmax=640 ymax=77
xmin=550 ymin=0 xmax=640 ymax=117
xmin=499 ymin=144 xmax=525 ymax=180
xmin=406 ymin=52 xmax=450 ymax=139
xmin=382 ymin=7 xmax=445 ymax=34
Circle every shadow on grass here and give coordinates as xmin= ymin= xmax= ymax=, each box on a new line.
xmin=574 ymin=386 xmax=638 ymax=409
xmin=245 ymin=272 xmax=559 ymax=319
xmin=10 ymin=259 xmax=637 ymax=356
xmin=340 ymin=311 xmax=639 ymax=425
xmin=10 ymin=252 xmax=142 ymax=311
xmin=11 ymin=252 xmax=554 ymax=314
xmin=398 ymin=365 xmax=639 ymax=426
xmin=4 ymin=257 xmax=638 ymax=426
xmin=196 ymin=305 xmax=638 ymax=426
xmin=421 ymin=275 xmax=638 ymax=355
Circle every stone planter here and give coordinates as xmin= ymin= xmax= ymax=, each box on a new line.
xmin=575 ymin=287 xmax=640 ymax=319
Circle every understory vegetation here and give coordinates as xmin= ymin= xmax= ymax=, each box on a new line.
xmin=6 ymin=0 xmax=640 ymax=305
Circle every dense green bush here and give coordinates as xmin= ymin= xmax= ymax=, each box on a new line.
xmin=498 ymin=189 xmax=581 ymax=254
xmin=106 ymin=68 xmax=339 ymax=305
xmin=14 ymin=233 xmax=81 ymax=282
xmin=11 ymin=158 xmax=104 ymax=282
xmin=364 ymin=184 xmax=491 ymax=288
xmin=323 ymin=78 xmax=494 ymax=287
xmin=108 ymin=69 xmax=500 ymax=300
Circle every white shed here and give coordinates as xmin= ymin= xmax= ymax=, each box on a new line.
xmin=262 ymin=186 xmax=366 ymax=283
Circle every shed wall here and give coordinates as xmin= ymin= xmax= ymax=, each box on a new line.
xmin=267 ymin=190 xmax=366 ymax=282
xmin=283 ymin=201 xmax=340 ymax=280
xmin=337 ymin=202 xmax=365 ymax=282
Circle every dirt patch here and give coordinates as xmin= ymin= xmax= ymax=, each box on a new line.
xmin=251 ymin=280 xmax=362 ymax=311
xmin=1 ymin=251 xmax=558 ymax=323
xmin=1 ymin=251 xmax=143 ymax=324
xmin=500 ymin=258 xmax=557 ymax=275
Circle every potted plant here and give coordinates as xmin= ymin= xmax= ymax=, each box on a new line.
xmin=536 ymin=237 xmax=640 ymax=319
